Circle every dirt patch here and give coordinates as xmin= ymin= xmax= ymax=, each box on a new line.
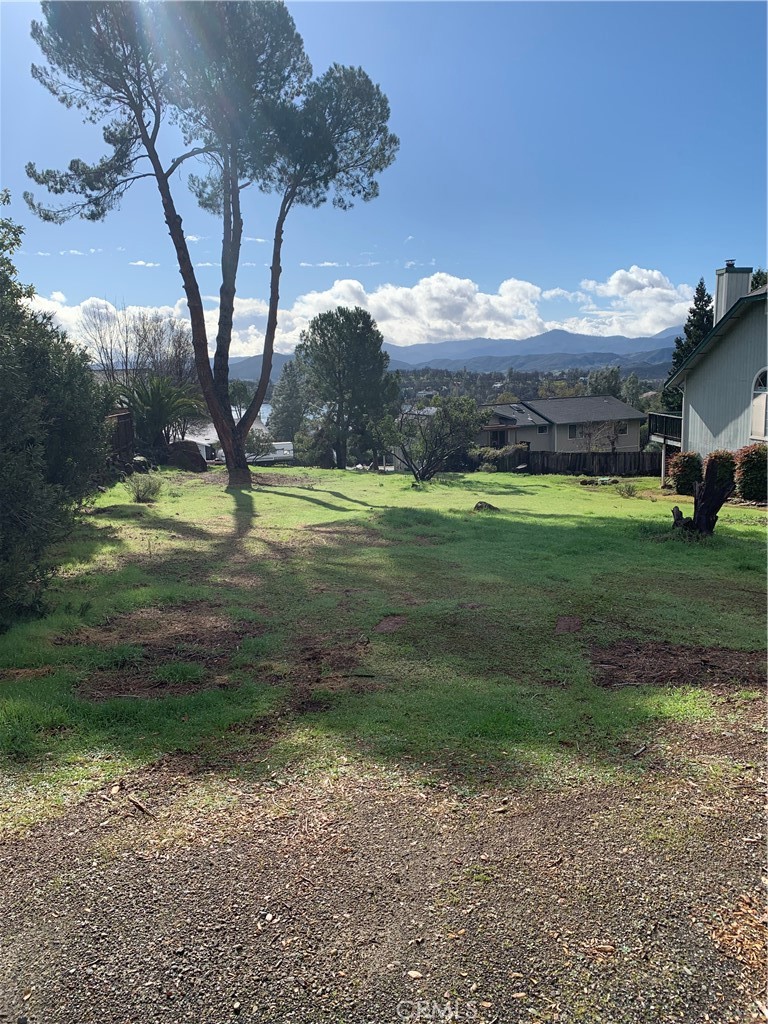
xmin=251 ymin=472 xmax=316 ymax=488
xmin=374 ymin=614 xmax=407 ymax=634
xmin=555 ymin=615 xmax=582 ymax=635
xmin=302 ymin=522 xmax=389 ymax=547
xmin=58 ymin=602 xmax=267 ymax=701
xmin=78 ymin=670 xmax=236 ymax=701
xmin=590 ymin=640 xmax=766 ymax=690
xmin=0 ymin=667 xmax=54 ymax=683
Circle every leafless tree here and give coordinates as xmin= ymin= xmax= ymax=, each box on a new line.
xmin=81 ymin=304 xmax=197 ymax=392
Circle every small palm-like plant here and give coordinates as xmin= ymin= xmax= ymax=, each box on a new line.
xmin=121 ymin=376 xmax=205 ymax=449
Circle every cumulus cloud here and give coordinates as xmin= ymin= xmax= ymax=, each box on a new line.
xmin=569 ymin=265 xmax=692 ymax=336
xmin=185 ymin=234 xmax=203 ymax=243
xmin=29 ymin=265 xmax=692 ymax=361
xmin=59 ymin=249 xmax=85 ymax=256
xmin=35 ymin=251 xmax=51 ymax=257
xmin=129 ymin=260 xmax=160 ymax=268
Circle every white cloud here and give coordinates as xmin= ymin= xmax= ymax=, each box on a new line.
xmin=195 ymin=261 xmax=215 ymax=268
xmin=89 ymin=248 xmax=103 ymax=254
xmin=29 ymin=265 xmax=692 ymax=362
xmin=244 ymin=236 xmax=266 ymax=243
xmin=129 ymin=260 xmax=160 ymax=268
xmin=35 ymin=251 xmax=51 ymax=257
xmin=404 ymin=235 xmax=414 ymax=243
xmin=116 ymin=246 xmax=126 ymax=252
xmin=59 ymin=249 xmax=85 ymax=256
xmin=185 ymin=234 xmax=203 ymax=243
xmin=300 ymin=260 xmax=341 ymax=268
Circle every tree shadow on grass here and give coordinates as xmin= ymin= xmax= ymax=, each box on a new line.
xmin=0 ymin=495 xmax=763 ymax=791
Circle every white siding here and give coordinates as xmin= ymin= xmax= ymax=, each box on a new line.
xmin=682 ymin=302 xmax=768 ymax=457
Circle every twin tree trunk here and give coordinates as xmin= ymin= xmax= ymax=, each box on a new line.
xmin=671 ymin=458 xmax=735 ymax=536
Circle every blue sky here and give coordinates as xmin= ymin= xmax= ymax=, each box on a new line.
xmin=1 ymin=1 xmax=765 ymax=354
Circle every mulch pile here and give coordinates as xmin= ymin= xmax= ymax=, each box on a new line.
xmin=590 ymin=640 xmax=766 ymax=690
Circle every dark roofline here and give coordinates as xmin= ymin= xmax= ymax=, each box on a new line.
xmin=521 ymin=395 xmax=646 ymax=422
xmin=666 ymin=290 xmax=767 ymax=388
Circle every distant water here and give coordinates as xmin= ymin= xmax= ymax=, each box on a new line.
xmin=185 ymin=403 xmax=272 ymax=448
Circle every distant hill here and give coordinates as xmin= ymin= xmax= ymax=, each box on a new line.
xmin=225 ymin=352 xmax=292 ymax=382
xmin=222 ymin=325 xmax=684 ymax=382
xmin=382 ymin=326 xmax=684 ymax=365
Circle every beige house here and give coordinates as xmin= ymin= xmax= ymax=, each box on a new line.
xmin=478 ymin=396 xmax=646 ymax=453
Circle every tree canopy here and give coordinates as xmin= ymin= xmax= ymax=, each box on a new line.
xmin=662 ymin=277 xmax=713 ymax=411
xmin=295 ymin=306 xmax=396 ymax=469
xmin=25 ymin=1 xmax=398 ymax=487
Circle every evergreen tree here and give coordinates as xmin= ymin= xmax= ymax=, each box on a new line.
xmin=751 ymin=268 xmax=767 ymax=291
xmin=620 ymin=372 xmax=642 ymax=409
xmin=662 ymin=277 xmax=713 ymax=412
xmin=295 ymin=307 xmax=392 ymax=469
xmin=267 ymin=360 xmax=309 ymax=442
xmin=0 ymin=191 xmax=108 ymax=623
xmin=586 ymin=365 xmax=622 ymax=398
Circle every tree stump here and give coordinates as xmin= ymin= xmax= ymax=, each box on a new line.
xmin=671 ymin=458 xmax=734 ymax=535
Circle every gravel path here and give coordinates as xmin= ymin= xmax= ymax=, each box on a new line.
xmin=1 ymin=729 xmax=764 ymax=1024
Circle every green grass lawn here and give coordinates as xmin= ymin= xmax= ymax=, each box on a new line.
xmin=0 ymin=467 xmax=764 ymax=828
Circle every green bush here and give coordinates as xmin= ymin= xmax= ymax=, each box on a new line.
xmin=0 ymin=193 xmax=109 ymax=627
xmin=735 ymin=444 xmax=767 ymax=502
xmin=477 ymin=462 xmax=498 ymax=473
xmin=704 ymin=449 xmax=736 ymax=492
xmin=615 ymin=482 xmax=638 ymax=498
xmin=124 ymin=473 xmax=162 ymax=503
xmin=669 ymin=451 xmax=703 ymax=495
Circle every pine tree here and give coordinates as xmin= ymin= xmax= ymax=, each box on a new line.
xmin=662 ymin=277 xmax=713 ymax=411
xmin=750 ymin=268 xmax=767 ymax=291
xmin=267 ymin=361 xmax=308 ymax=442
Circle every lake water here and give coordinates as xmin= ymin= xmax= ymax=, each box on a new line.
xmin=185 ymin=403 xmax=272 ymax=449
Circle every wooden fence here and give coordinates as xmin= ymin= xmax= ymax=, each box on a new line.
xmin=497 ymin=449 xmax=661 ymax=477
xmin=105 ymin=409 xmax=134 ymax=462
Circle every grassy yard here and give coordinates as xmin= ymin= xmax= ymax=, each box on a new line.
xmin=0 ymin=468 xmax=765 ymax=1023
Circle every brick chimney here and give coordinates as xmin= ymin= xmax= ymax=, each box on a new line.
xmin=714 ymin=260 xmax=752 ymax=323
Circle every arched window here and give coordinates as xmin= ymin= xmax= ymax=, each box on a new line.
xmin=751 ymin=369 xmax=767 ymax=441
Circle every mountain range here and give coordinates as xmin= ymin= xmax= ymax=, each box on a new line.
xmin=228 ymin=325 xmax=683 ymax=382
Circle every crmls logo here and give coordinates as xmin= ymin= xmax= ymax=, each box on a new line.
xmin=396 ymin=1000 xmax=479 ymax=1021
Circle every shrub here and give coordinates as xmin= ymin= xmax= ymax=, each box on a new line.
xmin=124 ymin=473 xmax=162 ymax=503
xmin=669 ymin=451 xmax=703 ymax=495
xmin=704 ymin=449 xmax=736 ymax=492
xmin=0 ymin=193 xmax=109 ymax=626
xmin=615 ymin=482 xmax=638 ymax=498
xmin=735 ymin=444 xmax=767 ymax=502
xmin=477 ymin=462 xmax=498 ymax=472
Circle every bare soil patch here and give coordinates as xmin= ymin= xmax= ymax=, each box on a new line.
xmin=590 ymin=640 xmax=766 ymax=690
xmin=555 ymin=615 xmax=582 ymax=635
xmin=252 ymin=472 xmax=316 ymax=488
xmin=374 ymin=615 xmax=407 ymax=634
xmin=302 ymin=522 xmax=390 ymax=548
xmin=59 ymin=602 xmax=267 ymax=701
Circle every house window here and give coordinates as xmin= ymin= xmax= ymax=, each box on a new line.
xmin=489 ymin=429 xmax=506 ymax=448
xmin=537 ymin=425 xmax=548 ymax=434
xmin=617 ymin=421 xmax=628 ymax=435
xmin=568 ymin=424 xmax=581 ymax=439
xmin=752 ymin=369 xmax=768 ymax=441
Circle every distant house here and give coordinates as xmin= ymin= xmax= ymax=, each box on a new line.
xmin=663 ymin=263 xmax=767 ymax=458
xmin=477 ymin=396 xmax=646 ymax=453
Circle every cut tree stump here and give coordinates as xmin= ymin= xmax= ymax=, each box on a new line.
xmin=671 ymin=459 xmax=735 ymax=536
